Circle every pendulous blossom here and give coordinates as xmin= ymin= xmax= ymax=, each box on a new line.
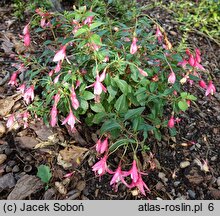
xmin=155 ymin=26 xmax=163 ymax=43
xmin=50 ymin=105 xmax=58 ymax=127
xmin=138 ymin=68 xmax=148 ymax=77
xmin=92 ymin=154 xmax=109 ymax=177
xmin=70 ymin=87 xmax=79 ymax=110
xmin=168 ymin=116 xmax=175 ymax=128
xmin=23 ymin=24 xmax=31 ymax=47
xmin=96 ymin=137 xmax=108 ymax=154
xmin=168 ymin=70 xmax=176 ymax=84
xmin=205 ymin=81 xmax=216 ymax=96
xmin=199 ymin=80 xmax=207 ymax=89
xmin=6 ymin=114 xmax=15 ymax=128
xmin=23 ymin=85 xmax=34 ymax=104
xmin=110 ymin=164 xmax=130 ymax=191
xmin=17 ymin=83 xmax=26 ymax=94
xmin=130 ymin=37 xmax=138 ymax=54
xmin=53 ymin=45 xmax=67 ymax=62
xmin=8 ymin=72 xmax=19 ymax=86
xmin=62 ymin=110 xmax=80 ymax=131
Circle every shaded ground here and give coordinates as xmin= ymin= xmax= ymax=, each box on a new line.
xmin=0 ymin=1 xmax=219 ymax=200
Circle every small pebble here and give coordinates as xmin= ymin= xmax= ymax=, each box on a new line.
xmin=188 ymin=190 xmax=196 ymax=199
xmin=7 ymin=160 xmax=16 ymax=167
xmin=0 ymin=154 xmax=7 ymax=165
xmin=5 ymin=165 xmax=12 ymax=173
xmin=12 ymin=165 xmax=20 ymax=173
xmin=25 ymin=156 xmax=32 ymax=162
xmin=4 ymin=148 xmax=12 ymax=156
xmin=180 ymin=161 xmax=190 ymax=168
xmin=174 ymin=181 xmax=181 ymax=187
xmin=211 ymin=155 xmax=217 ymax=161
xmin=170 ymin=30 xmax=177 ymax=36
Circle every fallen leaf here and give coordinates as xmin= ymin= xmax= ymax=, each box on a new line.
xmin=55 ymin=181 xmax=67 ymax=195
xmin=58 ymin=146 xmax=88 ymax=168
xmin=34 ymin=134 xmax=59 ymax=149
xmin=15 ymin=136 xmax=39 ymax=149
xmin=0 ymin=94 xmax=22 ymax=117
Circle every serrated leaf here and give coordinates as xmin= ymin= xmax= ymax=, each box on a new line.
xmin=124 ymin=107 xmax=145 ymax=121
xmin=37 ymin=165 xmax=52 ymax=184
xmin=178 ymin=100 xmax=188 ymax=111
xmin=100 ymin=119 xmax=121 ymax=135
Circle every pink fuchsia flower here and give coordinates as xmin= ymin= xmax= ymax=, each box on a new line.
xmin=23 ymin=85 xmax=34 ymax=104
xmin=168 ymin=116 xmax=175 ymax=128
xmin=17 ymin=83 xmax=26 ymax=94
xmin=50 ymin=105 xmax=58 ymax=127
xmin=54 ymin=61 xmax=62 ymax=73
xmin=138 ymin=68 xmax=148 ymax=77
xmin=205 ymin=81 xmax=216 ymax=96
xmin=22 ymin=111 xmax=30 ymax=129
xmin=199 ymin=80 xmax=207 ymax=89
xmin=155 ymin=26 xmax=163 ymax=43
xmin=54 ymin=74 xmax=61 ymax=84
xmin=195 ymin=48 xmax=201 ymax=63
xmin=8 ymin=72 xmax=19 ymax=86
xmin=177 ymin=59 xmax=188 ymax=69
xmin=23 ymin=24 xmax=31 ymax=47
xmin=110 ymin=164 xmax=130 ymax=191
xmin=62 ymin=110 xmax=80 ymax=131
xmin=54 ymin=93 xmax=61 ymax=106
xmin=127 ymin=160 xmax=139 ymax=184
xmin=96 ymin=137 xmax=108 ymax=154
xmin=70 ymin=87 xmax=79 ymax=110
xmin=83 ymin=16 xmax=94 ymax=26
xmin=130 ymin=37 xmax=138 ymax=54
xmin=92 ymin=154 xmax=109 ymax=177
xmin=168 ymin=70 xmax=176 ymax=84
xmin=53 ymin=45 xmax=67 ymax=62
xmin=130 ymin=173 xmax=150 ymax=196
xmin=6 ymin=114 xmax=15 ymax=128
xmin=35 ymin=8 xmax=51 ymax=28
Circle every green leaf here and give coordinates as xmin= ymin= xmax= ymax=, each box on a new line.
xmin=189 ymin=74 xmax=200 ymax=81
xmin=178 ymin=100 xmax=188 ymax=111
xmin=113 ymin=77 xmax=129 ymax=95
xmin=186 ymin=94 xmax=197 ymax=101
xmin=81 ymin=91 xmax=94 ymax=100
xmin=37 ymin=165 xmax=52 ymax=184
xmin=74 ymin=26 xmax=88 ymax=37
xmin=114 ymin=94 xmax=127 ymax=112
xmin=107 ymin=86 xmax=117 ymax=103
xmin=90 ymin=34 xmax=102 ymax=45
xmin=90 ymin=22 xmax=104 ymax=30
xmin=169 ymin=128 xmax=177 ymax=136
xmin=149 ymin=82 xmax=158 ymax=93
xmin=79 ymin=99 xmax=89 ymax=114
xmin=109 ymin=139 xmax=136 ymax=152
xmin=124 ymin=107 xmax=145 ymax=121
xmin=92 ymin=112 xmax=107 ymax=124
xmin=100 ymin=119 xmax=121 ymax=135
xmin=91 ymin=103 xmax=105 ymax=113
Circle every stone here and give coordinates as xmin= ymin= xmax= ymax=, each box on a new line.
xmin=186 ymin=166 xmax=204 ymax=185
xmin=0 ymin=154 xmax=7 ymax=165
xmin=43 ymin=188 xmax=56 ymax=200
xmin=67 ymin=189 xmax=81 ymax=200
xmin=76 ymin=180 xmax=86 ymax=192
xmin=0 ymin=173 xmax=16 ymax=192
xmin=188 ymin=190 xmax=196 ymax=199
xmin=209 ymin=188 xmax=220 ymax=199
xmin=12 ymin=165 xmax=20 ymax=173
xmin=174 ymin=181 xmax=181 ymax=187
xmin=180 ymin=161 xmax=190 ymax=168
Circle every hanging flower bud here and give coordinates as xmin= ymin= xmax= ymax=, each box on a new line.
xmin=205 ymin=81 xmax=216 ymax=96
xmin=53 ymin=45 xmax=67 ymax=62
xmin=130 ymin=37 xmax=138 ymax=54
xmin=168 ymin=116 xmax=175 ymax=128
xmin=168 ymin=71 xmax=176 ymax=84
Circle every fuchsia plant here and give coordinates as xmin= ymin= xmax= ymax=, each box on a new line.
xmin=7 ymin=5 xmax=216 ymax=196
